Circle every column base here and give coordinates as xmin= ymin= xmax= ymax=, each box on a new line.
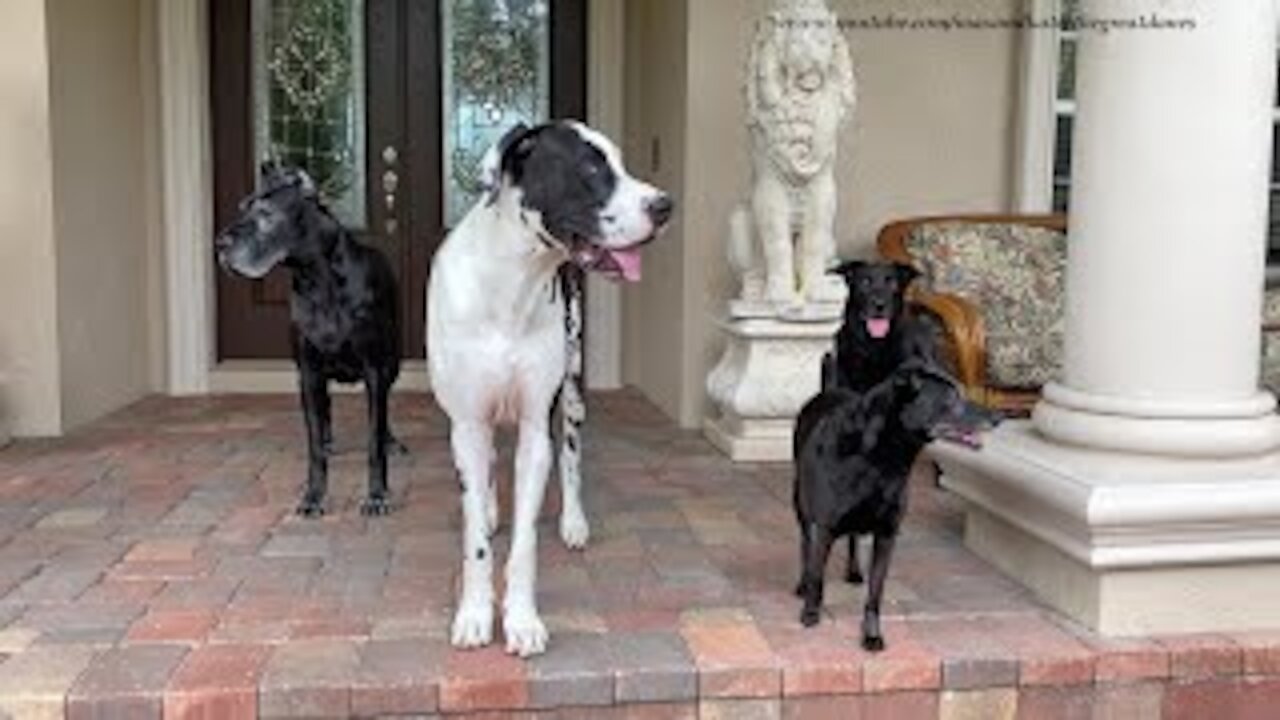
xmin=1034 ymin=382 xmax=1280 ymax=457
xmin=933 ymin=421 xmax=1280 ymax=635
xmin=966 ymin=505 xmax=1280 ymax=635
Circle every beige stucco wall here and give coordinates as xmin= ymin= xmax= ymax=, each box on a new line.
xmin=0 ymin=0 xmax=161 ymax=436
xmin=0 ymin=0 xmax=62 ymax=436
xmin=47 ymin=0 xmax=155 ymax=430
xmin=624 ymin=0 xmax=1021 ymax=427
xmin=622 ymin=0 xmax=690 ymax=420
xmin=140 ymin=0 xmax=168 ymax=395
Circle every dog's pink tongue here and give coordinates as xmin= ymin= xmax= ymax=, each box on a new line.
xmin=866 ymin=318 xmax=891 ymax=339
xmin=608 ymin=248 xmax=643 ymax=282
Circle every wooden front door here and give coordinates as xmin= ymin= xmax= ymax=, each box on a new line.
xmin=212 ymin=0 xmax=585 ymax=360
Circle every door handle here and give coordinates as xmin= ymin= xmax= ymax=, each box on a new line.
xmin=382 ymin=146 xmax=399 ymax=236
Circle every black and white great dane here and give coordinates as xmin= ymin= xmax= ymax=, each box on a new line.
xmin=428 ymin=121 xmax=673 ymax=657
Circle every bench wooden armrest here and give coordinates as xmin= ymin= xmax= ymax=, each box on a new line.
xmin=910 ymin=289 xmax=987 ymax=400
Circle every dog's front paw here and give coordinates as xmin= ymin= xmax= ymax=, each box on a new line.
xmin=451 ymin=599 xmax=495 ymax=649
xmin=861 ymin=634 xmax=885 ymax=653
xmin=296 ymin=493 xmax=326 ymax=518
xmin=360 ymin=494 xmax=392 ymax=517
xmin=503 ymin=605 xmax=549 ymax=657
xmin=845 ymin=568 xmax=864 ymax=585
xmin=559 ymin=507 xmax=590 ymax=550
xmin=800 ymin=606 xmax=821 ymax=627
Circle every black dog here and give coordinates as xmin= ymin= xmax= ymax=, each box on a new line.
xmin=821 ymin=260 xmax=937 ymax=584
xmin=793 ymin=358 xmax=995 ymax=651
xmin=216 ymin=163 xmax=401 ymax=517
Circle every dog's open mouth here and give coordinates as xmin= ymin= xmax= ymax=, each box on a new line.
xmin=932 ymin=424 xmax=983 ymax=449
xmin=572 ymin=243 xmax=645 ymax=282
xmin=865 ymin=317 xmax=892 ymax=339
xmin=931 ymin=405 xmax=1004 ymax=450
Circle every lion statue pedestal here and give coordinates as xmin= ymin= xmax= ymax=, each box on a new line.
xmin=705 ymin=316 xmax=839 ymax=461
xmin=705 ymin=0 xmax=855 ymax=461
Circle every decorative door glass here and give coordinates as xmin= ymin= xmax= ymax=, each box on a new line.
xmin=252 ymin=0 xmax=368 ymax=228
xmin=442 ymin=0 xmax=551 ymax=226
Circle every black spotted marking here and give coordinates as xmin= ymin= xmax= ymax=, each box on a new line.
xmin=477 ymin=548 xmax=486 ymax=560
xmin=498 ymin=123 xmax=618 ymax=244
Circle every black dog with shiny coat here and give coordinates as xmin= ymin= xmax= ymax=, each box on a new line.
xmin=215 ymin=163 xmax=401 ymax=517
xmin=793 ymin=359 xmax=990 ymax=651
xmin=820 ymin=260 xmax=935 ymax=584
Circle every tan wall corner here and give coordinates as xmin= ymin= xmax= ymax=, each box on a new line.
xmin=47 ymin=0 xmax=154 ymax=431
xmin=0 ymin=0 xmax=62 ymax=436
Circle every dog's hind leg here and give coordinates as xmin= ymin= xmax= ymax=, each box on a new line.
xmin=360 ymin=368 xmax=393 ymax=516
xmin=297 ymin=367 xmax=331 ymax=517
xmin=794 ymin=521 xmax=811 ymax=597
xmin=504 ymin=416 xmax=553 ymax=657
xmin=845 ymin=535 xmax=864 ymax=585
xmin=557 ymin=272 xmax=590 ymax=550
xmin=557 ymin=379 xmax=588 ymax=549
xmin=450 ymin=421 xmax=497 ymax=649
xmin=861 ymin=533 xmax=897 ymax=652
xmin=799 ymin=523 xmax=834 ymax=627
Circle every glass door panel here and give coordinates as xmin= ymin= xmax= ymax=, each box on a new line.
xmin=252 ymin=0 xmax=369 ymax=229
xmin=441 ymin=0 xmax=551 ymax=225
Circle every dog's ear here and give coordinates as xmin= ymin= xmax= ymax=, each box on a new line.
xmin=826 ymin=259 xmax=866 ymax=282
xmin=294 ymin=168 xmax=318 ymax=199
xmin=481 ymin=123 xmax=536 ymax=204
xmin=258 ymin=156 xmax=285 ymax=183
xmin=894 ymin=262 xmax=921 ymax=291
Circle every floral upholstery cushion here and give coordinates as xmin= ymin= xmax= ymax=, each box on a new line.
xmin=905 ymin=222 xmax=1067 ymax=388
xmin=1262 ymin=288 xmax=1280 ymax=394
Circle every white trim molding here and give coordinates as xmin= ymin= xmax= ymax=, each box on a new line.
xmin=585 ymin=0 xmax=626 ymax=390
xmin=1013 ymin=0 xmax=1060 ymax=213
xmin=159 ymin=0 xmax=215 ymax=395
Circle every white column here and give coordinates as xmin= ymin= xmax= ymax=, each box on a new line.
xmin=1033 ymin=0 xmax=1280 ymax=456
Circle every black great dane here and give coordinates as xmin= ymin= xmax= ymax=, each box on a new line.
xmin=216 ymin=163 xmax=401 ymax=518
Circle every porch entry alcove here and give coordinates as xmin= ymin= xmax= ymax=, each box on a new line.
xmin=210 ymin=0 xmax=585 ymax=361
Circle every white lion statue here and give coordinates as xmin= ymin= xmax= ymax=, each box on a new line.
xmin=729 ymin=0 xmax=856 ymax=315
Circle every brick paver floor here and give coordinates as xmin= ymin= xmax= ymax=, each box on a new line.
xmin=0 ymin=391 xmax=1277 ymax=718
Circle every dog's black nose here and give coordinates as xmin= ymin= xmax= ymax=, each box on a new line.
xmin=646 ymin=195 xmax=675 ymax=227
